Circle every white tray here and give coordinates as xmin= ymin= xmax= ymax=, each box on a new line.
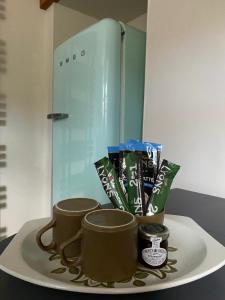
xmin=0 ymin=215 xmax=225 ymax=294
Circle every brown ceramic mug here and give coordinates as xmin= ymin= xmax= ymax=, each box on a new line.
xmin=36 ymin=198 xmax=100 ymax=257
xmin=60 ymin=209 xmax=138 ymax=282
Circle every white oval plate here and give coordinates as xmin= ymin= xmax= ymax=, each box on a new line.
xmin=0 ymin=215 xmax=225 ymax=294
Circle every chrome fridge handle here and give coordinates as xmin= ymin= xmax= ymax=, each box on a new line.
xmin=47 ymin=113 xmax=69 ymax=120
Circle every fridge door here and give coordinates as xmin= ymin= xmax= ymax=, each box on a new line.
xmin=120 ymin=24 xmax=146 ymax=142
xmin=52 ymin=19 xmax=122 ymax=205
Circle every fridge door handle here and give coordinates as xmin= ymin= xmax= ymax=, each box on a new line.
xmin=47 ymin=113 xmax=69 ymax=120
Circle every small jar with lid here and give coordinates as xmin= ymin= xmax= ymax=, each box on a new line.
xmin=138 ymin=223 xmax=169 ymax=269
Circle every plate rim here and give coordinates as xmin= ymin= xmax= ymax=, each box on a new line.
xmin=0 ymin=214 xmax=225 ymax=294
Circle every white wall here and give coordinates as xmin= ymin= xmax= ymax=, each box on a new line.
xmin=1 ymin=0 xmax=54 ymax=236
xmin=128 ymin=13 xmax=147 ymax=32
xmin=54 ymin=3 xmax=146 ymax=47
xmin=54 ymin=3 xmax=97 ymax=48
xmin=144 ymin=0 xmax=225 ymax=198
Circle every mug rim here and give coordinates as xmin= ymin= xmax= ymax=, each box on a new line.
xmin=55 ymin=198 xmax=100 ymax=215
xmin=83 ymin=209 xmax=137 ymax=232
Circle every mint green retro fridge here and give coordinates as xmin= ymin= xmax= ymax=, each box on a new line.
xmin=49 ymin=19 xmax=146 ymax=205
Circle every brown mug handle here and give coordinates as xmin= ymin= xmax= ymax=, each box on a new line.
xmin=60 ymin=229 xmax=83 ymax=267
xmin=36 ymin=218 xmax=56 ymax=251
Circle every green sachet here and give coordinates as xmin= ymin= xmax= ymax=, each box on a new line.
xmin=147 ymin=160 xmax=180 ymax=215
xmin=125 ymin=152 xmax=145 ymax=216
xmin=95 ymin=157 xmax=129 ymax=212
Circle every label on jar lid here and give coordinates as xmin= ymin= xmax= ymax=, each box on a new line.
xmin=142 ymin=237 xmax=167 ymax=267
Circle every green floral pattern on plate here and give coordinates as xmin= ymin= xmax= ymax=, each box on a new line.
xmin=49 ymin=247 xmax=178 ymax=288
